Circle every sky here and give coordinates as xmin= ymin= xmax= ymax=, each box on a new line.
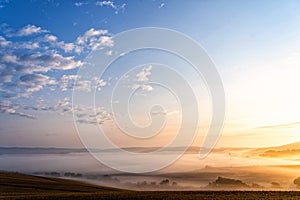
xmin=0 ymin=0 xmax=300 ymax=148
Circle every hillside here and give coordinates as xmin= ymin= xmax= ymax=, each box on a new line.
xmin=1 ymin=171 xmax=300 ymax=199
xmin=247 ymin=141 xmax=300 ymax=158
xmin=0 ymin=171 xmax=124 ymax=199
xmin=277 ymin=141 xmax=300 ymax=150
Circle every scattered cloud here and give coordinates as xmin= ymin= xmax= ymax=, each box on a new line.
xmin=73 ymin=80 xmax=91 ymax=92
xmin=75 ymin=105 xmax=112 ymax=125
xmin=16 ymin=73 xmax=57 ymax=94
xmin=140 ymin=84 xmax=153 ymax=91
xmin=74 ymin=2 xmax=88 ymax=7
xmin=60 ymin=74 xmax=78 ymax=91
xmin=76 ymin=28 xmax=113 ymax=50
xmin=0 ymin=36 xmax=10 ymax=47
xmin=136 ymin=65 xmax=152 ymax=82
xmin=130 ymin=84 xmax=153 ymax=91
xmin=76 ymin=28 xmax=108 ymax=44
xmin=0 ymin=23 xmax=113 ymax=120
xmin=0 ymin=28 xmax=83 ymax=104
xmin=43 ymin=34 xmax=81 ymax=53
xmin=0 ymin=101 xmax=36 ymax=119
xmin=95 ymin=1 xmax=126 ymax=14
xmin=60 ymin=75 xmax=108 ymax=92
xmin=158 ymin=3 xmax=165 ymax=9
xmin=128 ymin=65 xmax=154 ymax=92
xmin=14 ymin=25 xmax=48 ymax=37
xmin=96 ymin=1 xmax=116 ymax=9
xmin=106 ymin=50 xmax=113 ymax=56
xmin=93 ymin=77 xmax=107 ymax=91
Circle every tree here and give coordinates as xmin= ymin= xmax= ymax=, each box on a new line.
xmin=159 ymin=179 xmax=170 ymax=186
xmin=271 ymin=182 xmax=281 ymax=188
xmin=294 ymin=177 xmax=300 ymax=188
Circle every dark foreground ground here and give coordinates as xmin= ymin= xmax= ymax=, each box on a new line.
xmin=1 ymin=171 xmax=300 ymax=200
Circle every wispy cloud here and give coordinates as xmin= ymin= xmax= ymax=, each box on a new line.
xmin=95 ymin=1 xmax=126 ymax=14
xmin=158 ymin=3 xmax=165 ymax=9
xmin=0 ymin=101 xmax=36 ymax=119
xmin=74 ymin=2 xmax=88 ymax=7
xmin=0 ymin=0 xmax=10 ymax=9
xmin=75 ymin=105 xmax=112 ymax=125
xmin=256 ymin=122 xmax=300 ymax=129
xmin=96 ymin=1 xmax=116 ymax=9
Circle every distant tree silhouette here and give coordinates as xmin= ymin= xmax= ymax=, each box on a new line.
xmin=159 ymin=179 xmax=170 ymax=186
xmin=271 ymin=182 xmax=281 ymax=188
xmin=294 ymin=177 xmax=300 ymax=188
xmin=207 ymin=176 xmax=249 ymax=188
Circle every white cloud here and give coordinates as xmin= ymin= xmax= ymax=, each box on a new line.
xmin=76 ymin=28 xmax=108 ymax=45
xmin=96 ymin=1 xmax=126 ymax=14
xmin=136 ymin=65 xmax=152 ymax=82
xmin=18 ymin=74 xmax=57 ymax=94
xmin=55 ymin=97 xmax=70 ymax=108
xmin=60 ymin=74 xmax=78 ymax=91
xmin=74 ymin=2 xmax=88 ymax=7
xmin=76 ymin=28 xmax=112 ymax=51
xmin=18 ymin=74 xmax=49 ymax=83
xmin=95 ymin=79 xmax=107 ymax=91
xmin=0 ymin=101 xmax=36 ymax=119
xmin=15 ymin=25 xmax=48 ymax=37
xmin=44 ymin=34 xmax=57 ymax=42
xmin=89 ymin=36 xmax=114 ymax=50
xmin=130 ymin=83 xmax=140 ymax=90
xmin=158 ymin=3 xmax=165 ymax=8
xmin=25 ymin=85 xmax=43 ymax=93
xmin=55 ymin=41 xmax=75 ymax=52
xmin=16 ymin=42 xmax=39 ymax=50
xmin=1 ymin=54 xmax=17 ymax=63
xmin=43 ymin=34 xmax=78 ymax=53
xmin=115 ymin=3 xmax=126 ymax=14
xmin=73 ymin=80 xmax=91 ymax=92
xmin=130 ymin=83 xmax=153 ymax=91
xmin=97 ymin=79 xmax=107 ymax=87
xmin=0 ymin=24 xmax=116 ymax=120
xmin=106 ymin=50 xmax=113 ymax=56
xmin=140 ymin=84 xmax=153 ymax=91
xmin=0 ymin=31 xmax=83 ymax=98
xmin=0 ymin=74 xmax=13 ymax=83
xmin=72 ymin=77 xmax=108 ymax=92
xmin=98 ymin=36 xmax=114 ymax=47
xmin=95 ymin=1 xmax=116 ymax=9
xmin=128 ymin=65 xmax=154 ymax=92
xmin=151 ymin=109 xmax=179 ymax=116
xmin=0 ymin=36 xmax=10 ymax=47
xmin=74 ymin=105 xmax=112 ymax=125
xmin=18 ymin=52 xmax=83 ymax=70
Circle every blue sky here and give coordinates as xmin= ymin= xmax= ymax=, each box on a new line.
xmin=1 ymin=0 xmax=300 ymax=148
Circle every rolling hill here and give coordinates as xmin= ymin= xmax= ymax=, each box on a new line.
xmin=1 ymin=171 xmax=300 ymax=199
xmin=248 ymin=141 xmax=300 ymax=158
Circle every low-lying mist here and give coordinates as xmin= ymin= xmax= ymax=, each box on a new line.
xmin=0 ymin=146 xmax=299 ymax=190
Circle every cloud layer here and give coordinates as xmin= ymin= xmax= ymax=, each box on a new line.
xmin=0 ymin=24 xmax=111 ymax=122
